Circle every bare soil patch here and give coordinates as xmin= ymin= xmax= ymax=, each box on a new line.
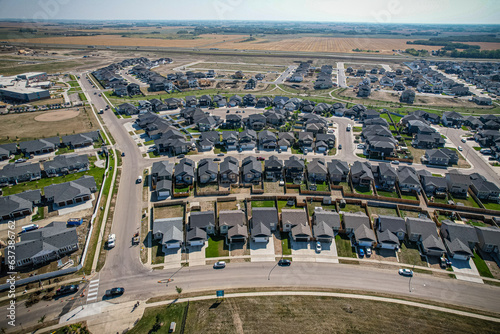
xmin=34 ymin=109 xmax=80 ymax=122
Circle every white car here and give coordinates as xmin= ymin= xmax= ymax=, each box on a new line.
xmin=399 ymin=269 xmax=413 ymax=277
xmin=366 ymin=247 xmax=372 ymax=256
xmin=458 ymin=146 xmax=463 ymax=151
xmin=316 ymin=241 xmax=322 ymax=253
xmin=357 ymin=144 xmax=365 ymax=149
xmin=108 ymin=234 xmax=116 ymax=248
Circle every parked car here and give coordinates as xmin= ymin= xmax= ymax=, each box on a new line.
xmin=213 ymin=158 xmax=221 ymax=162
xmin=278 ymin=259 xmax=291 ymax=266
xmin=213 ymin=261 xmax=226 ymax=269
xmin=226 ymin=110 xmax=230 ymax=113
xmin=217 ymin=153 xmax=225 ymax=157
xmin=15 ymin=158 xmax=27 ymax=163
xmin=107 ymin=234 xmax=116 ymax=248
xmin=56 ymin=285 xmax=79 ymax=296
xmin=357 ymin=144 xmax=365 ymax=149
xmin=316 ymin=241 xmax=322 ymax=253
xmin=365 ymin=247 xmax=372 ymax=256
xmin=391 ymin=160 xmax=400 ymax=165
xmin=121 ymin=152 xmax=125 ymax=157
xmin=256 ymin=157 xmax=265 ymax=161
xmin=458 ymin=146 xmax=463 ymax=151
xmin=461 ymin=138 xmax=466 ymax=143
xmin=338 ymin=144 xmax=342 ymax=149
xmin=178 ymin=154 xmax=185 ymax=158
xmin=358 ymin=247 xmax=365 ymax=257
xmin=105 ymin=287 xmax=125 ymax=297
xmin=398 ymin=269 xmax=413 ymax=277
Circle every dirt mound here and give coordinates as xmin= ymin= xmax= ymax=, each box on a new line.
xmin=34 ymin=109 xmax=80 ymax=122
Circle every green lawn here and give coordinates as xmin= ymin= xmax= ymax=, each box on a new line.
xmin=214 ymin=145 xmax=227 ymax=154
xmin=206 ymin=235 xmax=229 ymax=258
xmin=333 ymin=181 xmax=351 ymax=194
xmin=368 ymin=206 xmax=398 ymax=217
xmin=472 ymin=251 xmax=494 ymax=278
xmin=377 ymin=190 xmax=399 ymax=198
xmin=174 ymin=186 xmax=190 ymax=193
xmin=335 ymin=234 xmax=356 ymax=258
xmin=148 ymin=151 xmax=160 ymax=158
xmin=398 ymin=241 xmax=427 ymax=267
xmin=251 ymin=200 xmax=275 ymax=208
xmin=144 ymin=140 xmax=154 ymax=146
xmin=450 ymin=195 xmax=480 ymax=208
xmin=341 ymin=204 xmax=364 ymax=214
xmin=466 ymin=220 xmax=488 ymax=227
xmin=482 ymin=201 xmax=500 ymax=211
xmin=128 ymin=302 xmax=187 ymax=334
xmin=55 ymin=147 xmax=75 ymax=155
xmin=354 ymin=185 xmax=373 ymax=195
xmin=277 ymin=200 xmax=298 ymax=212
xmin=401 ymin=192 xmax=417 ymax=200
xmin=281 ymin=232 xmax=292 ymax=256
xmin=1 ymin=166 xmax=105 ymax=196
xmin=314 ymin=181 xmax=330 ymax=192
xmin=151 ymin=239 xmax=165 ymax=265
xmin=473 ymin=146 xmax=482 ymax=151
xmin=78 ymin=92 xmax=87 ymax=102
xmin=31 ymin=207 xmax=45 ymax=221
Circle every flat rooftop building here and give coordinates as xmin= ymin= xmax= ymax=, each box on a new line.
xmin=0 ymin=86 xmax=50 ymax=102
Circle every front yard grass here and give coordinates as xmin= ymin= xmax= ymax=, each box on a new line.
xmin=335 ymin=234 xmax=356 ymax=258
xmin=281 ymin=232 xmax=292 ymax=256
xmin=398 ymin=241 xmax=427 ymax=267
xmin=151 ymin=239 xmax=165 ymax=265
xmin=206 ymin=235 xmax=229 ymax=258
xmin=472 ymin=251 xmax=494 ymax=278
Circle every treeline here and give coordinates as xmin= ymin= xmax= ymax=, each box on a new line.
xmin=449 ymin=49 xmax=500 ymax=59
xmin=429 ymin=34 xmax=500 ymax=43
xmin=405 ymin=48 xmax=429 ymax=56
xmin=407 ymin=40 xmax=480 ymax=50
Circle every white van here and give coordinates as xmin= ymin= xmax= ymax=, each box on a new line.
xmin=21 ymin=224 xmax=39 ymax=233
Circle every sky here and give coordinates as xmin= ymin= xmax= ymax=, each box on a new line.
xmin=0 ymin=0 xmax=498 ymax=24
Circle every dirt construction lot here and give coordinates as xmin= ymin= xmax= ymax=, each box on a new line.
xmin=0 ymin=107 xmax=99 ymax=144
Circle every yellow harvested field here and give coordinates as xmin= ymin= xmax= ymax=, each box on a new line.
xmin=217 ymin=37 xmax=500 ymax=54
xmin=6 ymin=34 xmax=248 ymax=48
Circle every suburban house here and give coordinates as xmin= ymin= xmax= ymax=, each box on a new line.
xmin=241 ymin=156 xmax=262 ymax=184
xmin=281 ymin=209 xmax=312 ymax=242
xmin=376 ymin=215 xmax=406 ymax=249
xmin=285 ymin=156 xmax=305 ymax=183
xmin=0 ymin=190 xmax=41 ymax=221
xmin=327 ymin=160 xmax=349 ymax=183
xmin=298 ymin=132 xmax=314 ymax=152
xmin=313 ymin=208 xmax=341 ymax=242
xmin=222 ymin=131 xmax=239 ymax=150
xmin=174 ymin=158 xmax=195 ymax=186
xmin=153 ymin=217 xmax=184 ymax=249
xmin=0 ymin=143 xmax=17 ymax=161
xmin=250 ymin=207 xmax=277 ymax=243
xmin=258 ymin=130 xmax=277 ymax=150
xmin=187 ymin=211 xmax=215 ymax=246
xmin=469 ymin=173 xmax=500 ymax=203
xmin=440 ymin=220 xmax=478 ymax=260
xmin=377 ymin=163 xmax=397 ymax=191
xmin=0 ymin=162 xmax=42 ymax=186
xmin=424 ymin=149 xmax=458 ymax=166
xmin=307 ymin=158 xmax=328 ymax=183
xmin=420 ymin=174 xmax=447 ymax=197
xmin=219 ymin=210 xmax=248 ymax=243
xmin=239 ymin=129 xmax=257 ymax=150
xmin=14 ymin=221 xmax=78 ymax=268
xmin=397 ymin=166 xmax=421 ymax=193
xmin=219 ymin=156 xmax=239 ymax=185
xmin=19 ymin=137 xmax=60 ymax=156
xmin=412 ymin=133 xmax=445 ymax=149
xmin=343 ymin=212 xmax=376 ymax=247
xmin=197 ymin=158 xmax=218 ymax=184
xmin=117 ymin=103 xmax=139 ymax=115
xmin=43 ymin=154 xmax=89 ymax=177
xmin=44 ymin=175 xmax=97 ymax=208
xmin=445 ymin=170 xmax=471 ymax=197
xmin=152 ymin=161 xmax=174 ymax=200
xmin=264 ymin=155 xmax=283 ymax=181
xmin=61 ymin=131 xmax=101 ymax=149
xmin=475 ymin=226 xmax=500 ymax=254
xmin=442 ymin=111 xmax=464 ymax=127
xmin=406 ymin=217 xmax=445 ymax=257
xmin=225 ymin=114 xmax=242 ymax=130
xmin=278 ymin=132 xmax=295 ymax=150
xmin=350 ymin=161 xmax=374 ymax=187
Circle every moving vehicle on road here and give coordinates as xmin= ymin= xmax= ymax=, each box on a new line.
xmin=458 ymin=146 xmax=463 ymax=151
xmin=213 ymin=261 xmax=226 ymax=269
xmin=105 ymin=287 xmax=124 ymax=297
xmin=278 ymin=259 xmax=291 ymax=266
xmin=399 ymin=269 xmax=413 ymax=277
xmin=56 ymin=285 xmax=79 ymax=296
xmin=21 ymin=224 xmax=39 ymax=233
xmin=461 ymin=138 xmax=466 ymax=143
xmin=346 ymin=124 xmax=352 ymax=131
xmin=338 ymin=144 xmax=342 ymax=149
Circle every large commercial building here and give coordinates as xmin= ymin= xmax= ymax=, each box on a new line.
xmin=0 ymin=87 xmax=50 ymax=102
xmin=16 ymin=72 xmax=47 ymax=82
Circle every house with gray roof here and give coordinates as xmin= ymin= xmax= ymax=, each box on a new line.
xmin=0 ymin=162 xmax=42 ymax=186
xmin=445 ymin=170 xmax=471 ymax=197
xmin=397 ymin=166 xmax=421 ymax=193
xmin=43 ymin=154 xmax=89 ymax=177
xmin=250 ymin=207 xmax=277 ymax=243
xmin=241 ymin=156 xmax=262 ymax=184
xmin=424 ymin=148 xmax=458 ymax=166
xmin=307 ymin=158 xmax=328 ymax=183
xmin=19 ymin=137 xmax=60 ymax=156
xmin=44 ymin=175 xmax=97 ymax=208
xmin=258 ymin=130 xmax=277 ymax=150
xmin=0 ymin=143 xmax=17 ymax=161
xmin=442 ymin=111 xmax=464 ymax=127
xmin=406 ymin=217 xmax=445 ymax=257
xmin=285 ymin=156 xmax=305 ymax=183
xmin=219 ymin=210 xmax=248 ymax=243
xmin=14 ymin=221 xmax=78 ymax=268
xmin=264 ymin=155 xmax=283 ymax=181
xmin=153 ymin=217 xmax=184 ymax=249
xmin=197 ymin=158 xmax=218 ymax=184
xmin=220 ymin=156 xmax=239 ymax=185
xmin=62 ymin=131 xmax=101 ymax=148
xmin=327 ymin=160 xmax=349 ymax=182
xmin=152 ymin=161 xmax=173 ymax=199
xmin=420 ymin=174 xmax=447 ymax=196
xmin=281 ymin=209 xmax=312 ymax=242
xmin=343 ymin=212 xmax=375 ymax=247
xmin=469 ymin=173 xmax=500 ymax=202
xmin=313 ymin=208 xmax=341 ymax=242
xmin=475 ymin=226 xmax=500 ymax=254
xmin=376 ymin=215 xmax=406 ymax=249
xmin=187 ymin=211 xmax=214 ymax=246
xmin=174 ymin=158 xmax=195 ymax=186
xmin=350 ymin=161 xmax=374 ymax=187
xmin=440 ymin=220 xmax=478 ymax=260
xmin=377 ymin=163 xmax=397 ymax=191
xmin=0 ymin=190 xmax=41 ymax=221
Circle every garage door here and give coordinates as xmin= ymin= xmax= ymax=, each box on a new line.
xmin=253 ymin=237 xmax=268 ymax=243
xmin=358 ymin=241 xmax=373 ymax=247
xmin=166 ymin=243 xmax=180 ymax=249
xmin=453 ymin=254 xmax=469 ymax=261
xmin=190 ymin=240 xmax=204 ymax=246
xmin=379 ymin=243 xmax=397 ymax=250
xmin=158 ymin=191 xmax=170 ymax=198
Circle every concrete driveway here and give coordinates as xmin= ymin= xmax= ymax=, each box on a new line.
xmin=451 ymin=258 xmax=483 ymax=284
xmin=250 ymin=238 xmax=275 ymax=262
xmin=162 ymin=246 xmax=182 ymax=269
xmin=187 ymin=243 xmax=207 ymax=266
xmin=291 ymin=240 xmax=339 ymax=263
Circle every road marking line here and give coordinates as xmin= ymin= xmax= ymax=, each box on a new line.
xmin=89 ymin=279 xmax=99 ymax=284
xmin=88 ymin=288 xmax=99 ymax=293
xmin=86 ymin=296 xmax=97 ymax=301
xmin=87 ymin=292 xmax=98 ymax=297
xmin=89 ymin=283 xmax=99 ymax=287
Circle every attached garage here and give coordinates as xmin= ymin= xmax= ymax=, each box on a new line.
xmin=378 ymin=243 xmax=398 ymax=250
xmin=166 ymin=242 xmax=181 ymax=249
xmin=253 ymin=237 xmax=269 ymax=243
xmin=189 ymin=240 xmax=205 ymax=247
xmin=451 ymin=253 xmax=469 ymax=261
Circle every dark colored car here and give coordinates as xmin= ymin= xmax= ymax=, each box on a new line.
xmin=105 ymin=287 xmax=125 ymax=297
xmin=56 ymin=285 xmax=79 ymax=296
xmin=278 ymin=259 xmax=291 ymax=266
xmin=256 ymin=157 xmax=265 ymax=161
xmin=213 ymin=158 xmax=221 ymax=161
xmin=177 ymin=154 xmax=185 ymax=158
